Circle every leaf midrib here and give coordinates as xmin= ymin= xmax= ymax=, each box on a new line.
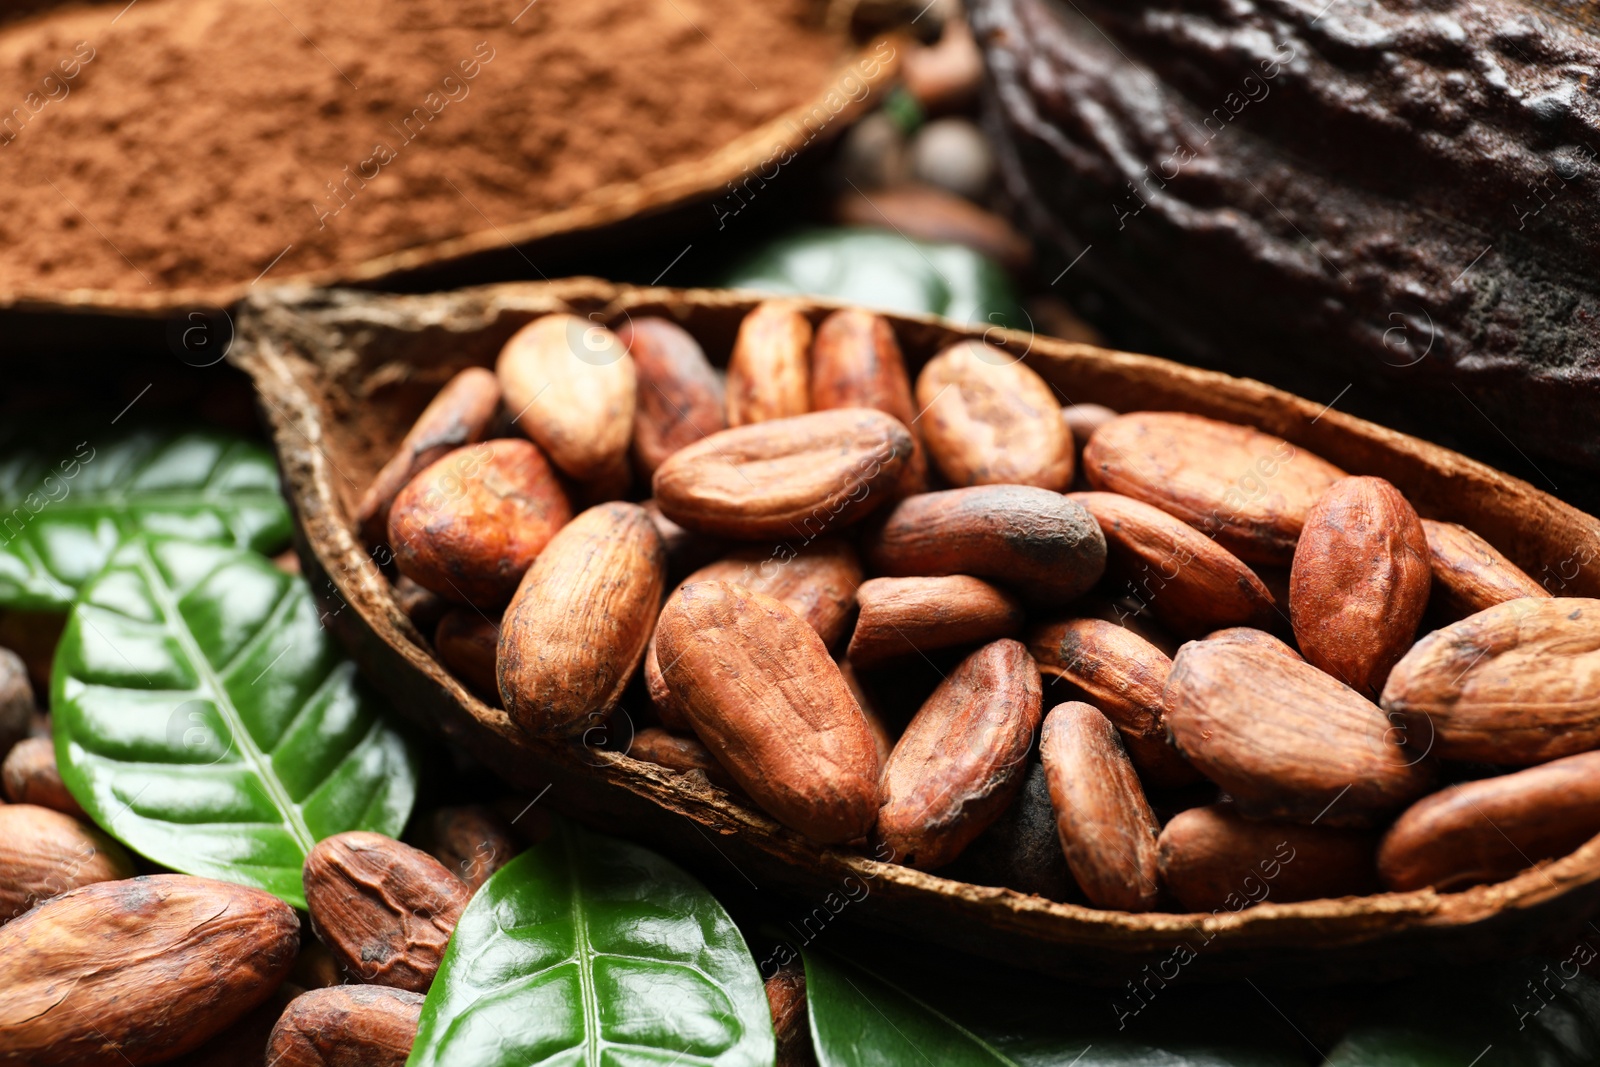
xmin=563 ymin=823 xmax=605 ymax=1067
xmin=133 ymin=543 xmax=315 ymax=853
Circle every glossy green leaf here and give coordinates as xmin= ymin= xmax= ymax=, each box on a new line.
xmin=0 ymin=427 xmax=291 ymax=611
xmin=52 ymin=536 xmax=416 ymax=909
xmin=410 ymin=820 xmax=774 ymax=1067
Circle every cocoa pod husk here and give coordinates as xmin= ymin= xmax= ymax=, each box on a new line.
xmin=726 ymin=300 xmax=811 ymax=427
xmin=847 ymin=574 xmax=1024 ymax=669
xmin=620 ymin=316 xmax=726 ymax=477
xmin=876 ymin=639 xmax=1043 ymax=870
xmin=410 ymin=804 xmax=521 ymax=892
xmin=496 ymin=313 xmax=636 ymax=481
xmin=265 ymin=985 xmax=423 ymax=1067
xmin=0 ymin=804 xmax=134 ymax=923
xmin=1422 ymin=518 xmax=1550 ymax=620
xmin=1 ymin=736 xmax=85 ymax=819
xmin=433 ymin=608 xmax=500 ymax=701
xmin=810 ymin=307 xmax=926 ymax=496
xmin=302 ymin=831 xmax=471 ymax=992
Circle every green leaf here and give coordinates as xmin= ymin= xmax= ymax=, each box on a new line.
xmin=410 ymin=820 xmax=775 ymax=1067
xmin=0 ymin=428 xmax=291 ymax=612
xmin=52 ymin=536 xmax=417 ymax=909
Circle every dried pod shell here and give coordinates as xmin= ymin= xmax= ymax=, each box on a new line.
xmin=355 ymin=367 xmax=501 ymax=548
xmin=0 ymin=875 xmax=298 ymax=1066
xmin=1422 ymin=518 xmax=1550 ymax=619
xmin=498 ymin=502 xmax=666 ymax=738
xmin=1039 ymin=702 xmax=1162 ymax=912
xmin=864 ymin=485 xmax=1107 ymax=605
xmin=726 ymin=300 xmax=811 ymax=426
xmin=0 ymin=805 xmax=134 ymax=923
xmin=876 ymin=639 xmax=1043 ymax=870
xmin=1157 ymin=805 xmax=1378 ymax=913
xmin=1083 ymin=412 xmax=1346 ymax=565
xmin=433 ymin=608 xmax=500 ymax=700
xmin=1289 ymin=476 xmax=1431 ymax=697
xmin=620 ymin=316 xmax=726 ymax=476
xmin=1381 ymin=597 xmax=1600 ymax=766
xmin=2 ymin=736 xmax=85 ymax=819
xmin=1379 ymin=750 xmax=1600 ymax=892
xmin=389 ymin=439 xmax=572 ymax=608
xmin=654 ymin=581 xmax=880 ymax=843
xmin=653 ymin=408 xmax=911 ymax=541
xmin=302 ymin=831 xmax=471 ymax=992
xmin=915 ymin=340 xmax=1072 ymax=490
xmin=1165 ymin=636 xmax=1434 ymax=826
xmin=496 ymin=313 xmax=636 ymax=480
xmin=848 ymin=575 xmax=1024 ymax=668
xmin=1071 ymin=491 xmax=1277 ymax=637
xmin=810 ymin=308 xmax=926 ymax=493
xmin=266 ymin=985 xmax=423 ymax=1067
xmin=410 ymin=805 xmax=521 ymax=892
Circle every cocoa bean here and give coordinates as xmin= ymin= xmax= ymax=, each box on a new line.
xmin=727 ymin=300 xmax=811 ymax=427
xmin=266 ymin=985 xmax=423 ymax=1067
xmin=0 ymin=805 xmax=134 ymax=924
xmin=1421 ymin=518 xmax=1550 ymax=620
xmin=620 ymin=316 xmax=726 ymax=476
xmin=496 ymin=313 xmax=636 ymax=481
xmin=1 ymin=736 xmax=85 ymax=819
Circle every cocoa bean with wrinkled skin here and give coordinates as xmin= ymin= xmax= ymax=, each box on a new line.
xmin=1039 ymin=701 xmax=1162 ymax=912
xmin=410 ymin=804 xmax=521 ymax=892
xmin=390 ymin=575 xmax=450 ymax=635
xmin=497 ymin=502 xmax=666 ymax=738
xmin=496 ymin=313 xmax=636 ymax=481
xmin=847 ymin=575 xmax=1024 ymax=668
xmin=355 ymin=367 xmax=501 ymax=548
xmin=266 ymin=986 xmax=423 ymax=1067
xmin=765 ymin=960 xmax=817 ymax=1067
xmin=1378 ymin=750 xmax=1600 ymax=893
xmin=0 ymin=875 xmax=298 ymax=1066
xmin=811 ymin=308 xmax=926 ymax=496
xmin=433 ymin=608 xmax=499 ymax=700
xmin=864 ymin=485 xmax=1106 ymax=605
xmin=620 ymin=317 xmax=726 ymax=476
xmin=302 ymin=831 xmax=470 ymax=993
xmin=876 ymin=639 xmax=1043 ymax=870
xmin=0 ymin=805 xmax=134 ymax=923
xmin=726 ymin=300 xmax=811 ymax=427
xmin=654 ymin=581 xmax=880 ymax=844
xmin=1200 ymin=627 xmax=1304 ymax=662
xmin=916 ymin=340 xmax=1073 ymax=490
xmin=1290 ymin=477 xmax=1431 ymax=698
xmin=1 ymin=736 xmax=84 ymax=819
xmin=1422 ymin=518 xmax=1550 ymax=620
xmin=0 ymin=647 xmax=32 ymax=763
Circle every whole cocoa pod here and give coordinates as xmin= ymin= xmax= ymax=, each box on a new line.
xmin=726 ymin=300 xmax=811 ymax=426
xmin=0 ymin=804 xmax=134 ymax=923
xmin=620 ymin=317 xmax=726 ymax=476
xmin=496 ymin=313 xmax=636 ymax=481
xmin=266 ymin=985 xmax=423 ymax=1067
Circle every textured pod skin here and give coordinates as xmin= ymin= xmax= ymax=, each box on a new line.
xmin=1083 ymin=412 xmax=1346 ymax=565
xmin=652 ymin=408 xmax=912 ymax=540
xmin=864 ymin=485 xmax=1107 ymax=605
xmin=1039 ymin=702 xmax=1162 ymax=912
xmin=497 ymin=503 xmax=666 ymax=738
xmin=1290 ymin=477 xmax=1431 ymax=698
xmin=726 ymin=300 xmax=812 ymax=427
xmin=0 ymin=805 xmax=134 ymax=924
xmin=848 ymin=575 xmax=1024 ymax=668
xmin=654 ymin=581 xmax=880 ymax=844
xmin=1028 ymin=616 xmax=1198 ymax=788
xmin=1071 ymin=491 xmax=1278 ymax=638
xmin=629 ymin=727 xmax=740 ymax=791
xmin=1166 ymin=636 xmax=1434 ymax=827
xmin=302 ymin=831 xmax=470 ymax=992
xmin=915 ymin=340 xmax=1073 ymax=490
xmin=2 ymin=736 xmax=84 ymax=818
xmin=495 ymin=313 xmax=636 ymax=480
xmin=266 ymin=986 xmax=423 ymax=1067
xmin=411 ymin=804 xmax=521 ymax=893
xmin=876 ymin=639 xmax=1043 ymax=870
xmin=947 ymin=761 xmax=1077 ymax=901
xmin=1157 ymin=805 xmax=1378 ymax=913
xmin=355 ymin=367 xmax=501 ymax=548
xmin=1381 ymin=597 xmax=1600 ymax=765
xmin=1379 ymin=751 xmax=1600 ymax=893
xmin=389 ymin=439 xmax=573 ymax=608
xmin=620 ymin=317 xmax=726 ymax=476
xmin=0 ymin=875 xmax=298 ymax=1066
xmin=433 ymin=608 xmax=500 ymax=700
xmin=1422 ymin=519 xmax=1550 ymax=620
xmin=810 ymin=308 xmax=926 ymax=494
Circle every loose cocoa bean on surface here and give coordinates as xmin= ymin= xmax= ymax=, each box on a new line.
xmin=1165 ymin=635 xmax=1434 ymax=827
xmin=0 ymin=875 xmax=298 ymax=1066
xmin=876 ymin=639 xmax=1042 ymax=870
xmin=847 ymin=574 xmax=1024 ymax=668
xmin=811 ymin=308 xmax=926 ymax=496
xmin=1378 ymin=750 xmax=1600 ymax=892
xmin=1083 ymin=412 xmax=1346 ymax=565
xmin=864 ymin=484 xmax=1106 ymax=605
xmin=2 ymin=736 xmax=85 ymax=819
xmin=496 ymin=313 xmax=637 ymax=481
xmin=303 ymin=831 xmax=470 ymax=992
xmin=1157 ymin=805 xmax=1378 ymax=913
xmin=620 ymin=317 xmax=727 ymax=476
xmin=389 ymin=438 xmax=573 ymax=608
xmin=654 ymin=581 xmax=880 ymax=844
xmin=0 ymin=804 xmax=134 ymax=923
xmin=433 ymin=608 xmax=500 ymax=700
xmin=1421 ymin=518 xmax=1551 ymax=619
xmin=266 ymin=985 xmax=423 ymax=1067
xmin=727 ymin=299 xmax=812 ymax=427
xmin=915 ymin=340 xmax=1073 ymax=491
xmin=497 ymin=502 xmax=666 ymax=738
xmin=1290 ymin=476 xmax=1431 ymax=698
xmin=1039 ymin=702 xmax=1163 ymax=912
xmin=355 ymin=366 xmax=501 ymax=549
xmin=411 ymin=804 xmax=522 ymax=892
xmin=1381 ymin=597 xmax=1600 ymax=766
xmin=652 ymin=408 xmax=912 ymax=540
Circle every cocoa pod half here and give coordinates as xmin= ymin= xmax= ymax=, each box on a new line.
xmin=847 ymin=575 xmax=1024 ymax=669
xmin=496 ymin=313 xmax=636 ymax=481
xmin=726 ymin=300 xmax=811 ymax=427
xmin=303 ymin=831 xmax=471 ymax=992
xmin=1381 ymin=597 xmax=1600 ymax=766
xmin=266 ymin=985 xmax=423 ymax=1067
xmin=0 ymin=804 xmax=134 ymax=924
xmin=0 ymin=875 xmax=298 ymax=1066
xmin=1422 ymin=518 xmax=1550 ymax=620
xmin=876 ymin=639 xmax=1043 ymax=870
xmin=654 ymin=581 xmax=880 ymax=844
xmin=620 ymin=316 xmax=726 ymax=476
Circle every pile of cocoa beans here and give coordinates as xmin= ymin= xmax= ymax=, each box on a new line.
xmin=364 ymin=301 xmax=1600 ymax=916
